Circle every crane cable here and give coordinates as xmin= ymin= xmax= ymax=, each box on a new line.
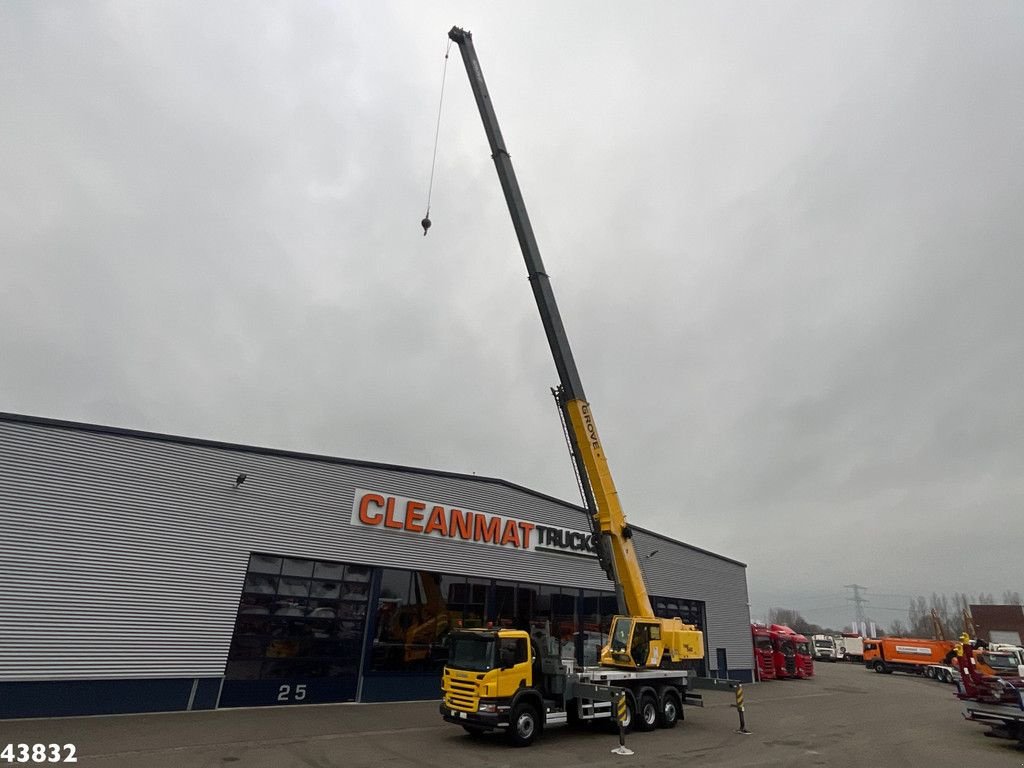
xmin=421 ymin=38 xmax=453 ymax=236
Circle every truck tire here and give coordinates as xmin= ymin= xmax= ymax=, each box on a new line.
xmin=635 ymin=689 xmax=659 ymax=732
xmin=507 ymin=703 xmax=540 ymax=748
xmin=656 ymin=687 xmax=681 ymax=729
xmin=872 ymin=660 xmax=887 ymax=674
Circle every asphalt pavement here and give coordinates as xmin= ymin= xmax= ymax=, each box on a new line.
xmin=0 ymin=661 xmax=1018 ymax=767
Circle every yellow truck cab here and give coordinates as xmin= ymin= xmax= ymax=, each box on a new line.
xmin=441 ymin=629 xmax=541 ymax=745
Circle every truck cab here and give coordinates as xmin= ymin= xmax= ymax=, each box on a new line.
xmin=441 ymin=629 xmax=543 ymax=743
xmin=793 ymin=635 xmax=815 ymax=678
xmin=811 ymin=634 xmax=838 ymax=662
xmin=752 ymin=624 xmax=776 ymax=681
xmin=769 ymin=624 xmax=798 ymax=678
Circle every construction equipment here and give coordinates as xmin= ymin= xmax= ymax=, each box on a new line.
xmin=437 ymin=26 xmax=705 ymax=746
xmin=862 ymin=636 xmax=957 ymax=675
xmin=953 ymin=634 xmax=1024 ymax=748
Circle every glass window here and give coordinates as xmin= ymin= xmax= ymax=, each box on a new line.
xmin=225 ymin=660 xmax=262 ymax=680
xmin=281 ymin=558 xmax=314 ymax=578
xmin=272 ymin=598 xmax=306 ymax=617
xmin=498 ymin=637 xmax=528 ymax=666
xmin=580 ymin=589 xmax=607 ymax=665
xmin=371 ymin=569 xmax=475 ymax=673
xmin=310 ymin=580 xmax=341 ymax=599
xmin=244 ymin=574 xmax=278 ymax=594
xmin=342 ymin=582 xmax=370 ymax=601
xmin=278 ymin=577 xmax=310 ymax=597
xmin=344 ymin=565 xmax=372 ymax=583
xmin=248 ymin=555 xmax=282 ymax=574
xmin=226 ymin=554 xmax=371 ymax=682
xmin=238 ymin=594 xmax=275 ymax=614
xmin=314 ymin=561 xmax=346 ymax=580
xmin=494 ymin=581 xmax=516 ymax=627
xmin=305 ymin=600 xmax=338 ymax=619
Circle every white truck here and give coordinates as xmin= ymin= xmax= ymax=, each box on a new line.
xmin=811 ymin=635 xmax=838 ymax=662
xmin=837 ymin=635 xmax=864 ymax=662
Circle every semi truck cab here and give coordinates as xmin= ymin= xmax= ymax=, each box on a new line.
xmin=441 ymin=629 xmax=539 ymax=738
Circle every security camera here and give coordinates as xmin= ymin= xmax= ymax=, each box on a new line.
xmin=234 ymin=474 xmax=247 ymax=488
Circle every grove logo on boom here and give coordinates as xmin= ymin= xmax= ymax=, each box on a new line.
xmin=350 ymin=489 xmax=595 ymax=558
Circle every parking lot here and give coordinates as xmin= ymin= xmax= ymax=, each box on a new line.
xmin=1 ymin=662 xmax=1018 ymax=767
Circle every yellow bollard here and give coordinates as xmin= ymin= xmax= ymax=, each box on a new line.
xmin=734 ymin=684 xmax=751 ymax=734
xmin=610 ymin=691 xmax=634 ymax=755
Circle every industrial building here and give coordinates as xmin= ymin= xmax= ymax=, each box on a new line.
xmin=0 ymin=412 xmax=752 ymax=719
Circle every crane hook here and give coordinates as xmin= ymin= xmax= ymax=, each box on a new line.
xmin=421 ymin=216 xmax=432 ymax=236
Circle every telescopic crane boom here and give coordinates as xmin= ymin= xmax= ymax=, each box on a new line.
xmin=448 ymin=26 xmax=702 ymax=668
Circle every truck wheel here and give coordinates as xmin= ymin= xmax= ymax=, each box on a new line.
xmin=872 ymin=660 xmax=886 ymax=674
xmin=656 ymin=688 xmax=681 ymax=729
xmin=507 ymin=703 xmax=540 ymax=748
xmin=636 ymin=690 xmax=658 ymax=732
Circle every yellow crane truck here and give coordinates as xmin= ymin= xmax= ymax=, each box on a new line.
xmin=439 ymin=26 xmax=705 ymax=747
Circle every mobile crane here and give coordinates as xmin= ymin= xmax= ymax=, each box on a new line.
xmin=438 ymin=26 xmax=705 ymax=747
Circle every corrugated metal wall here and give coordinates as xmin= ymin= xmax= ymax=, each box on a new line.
xmin=0 ymin=416 xmax=751 ymax=681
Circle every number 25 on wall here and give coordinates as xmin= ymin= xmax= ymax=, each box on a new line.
xmin=278 ymin=683 xmax=307 ymax=702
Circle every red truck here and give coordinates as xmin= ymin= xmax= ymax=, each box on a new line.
xmin=793 ymin=632 xmax=815 ymax=678
xmin=768 ymin=624 xmax=814 ymax=679
xmin=752 ymin=624 xmax=776 ymax=681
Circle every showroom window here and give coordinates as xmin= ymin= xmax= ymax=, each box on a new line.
xmin=370 ymin=569 xmax=490 ymax=672
xmin=225 ymin=554 xmax=371 ymax=680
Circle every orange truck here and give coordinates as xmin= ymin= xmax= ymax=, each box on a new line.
xmin=863 ymin=637 xmax=957 ymax=675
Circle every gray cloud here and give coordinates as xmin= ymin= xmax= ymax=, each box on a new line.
xmin=2 ymin=1 xmax=1021 ymax=631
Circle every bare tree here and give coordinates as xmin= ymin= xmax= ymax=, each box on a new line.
xmin=908 ymin=596 xmax=931 ymax=637
xmin=889 ymin=619 xmax=909 ymax=636
xmin=767 ymin=608 xmax=822 ymax=636
xmin=1002 ymin=591 xmax=1022 ymax=605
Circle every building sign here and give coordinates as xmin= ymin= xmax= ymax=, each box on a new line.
xmin=894 ymin=645 xmax=934 ymax=656
xmin=350 ymin=489 xmax=596 ymax=558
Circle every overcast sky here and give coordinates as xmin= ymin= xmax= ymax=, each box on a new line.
xmin=3 ymin=1 xmax=1022 ymax=631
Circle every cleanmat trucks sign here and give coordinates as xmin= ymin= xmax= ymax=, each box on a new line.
xmin=350 ymin=488 xmax=596 ymax=558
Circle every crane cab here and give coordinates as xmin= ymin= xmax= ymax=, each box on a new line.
xmin=600 ymin=616 xmax=704 ymax=669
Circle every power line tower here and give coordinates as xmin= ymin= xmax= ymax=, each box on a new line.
xmin=844 ymin=584 xmax=869 ymax=629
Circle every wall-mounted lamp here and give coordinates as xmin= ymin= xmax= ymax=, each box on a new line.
xmin=233 ymin=474 xmax=247 ymax=489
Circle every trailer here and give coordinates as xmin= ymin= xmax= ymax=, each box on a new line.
xmin=959 ymin=685 xmax=1024 ymax=747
